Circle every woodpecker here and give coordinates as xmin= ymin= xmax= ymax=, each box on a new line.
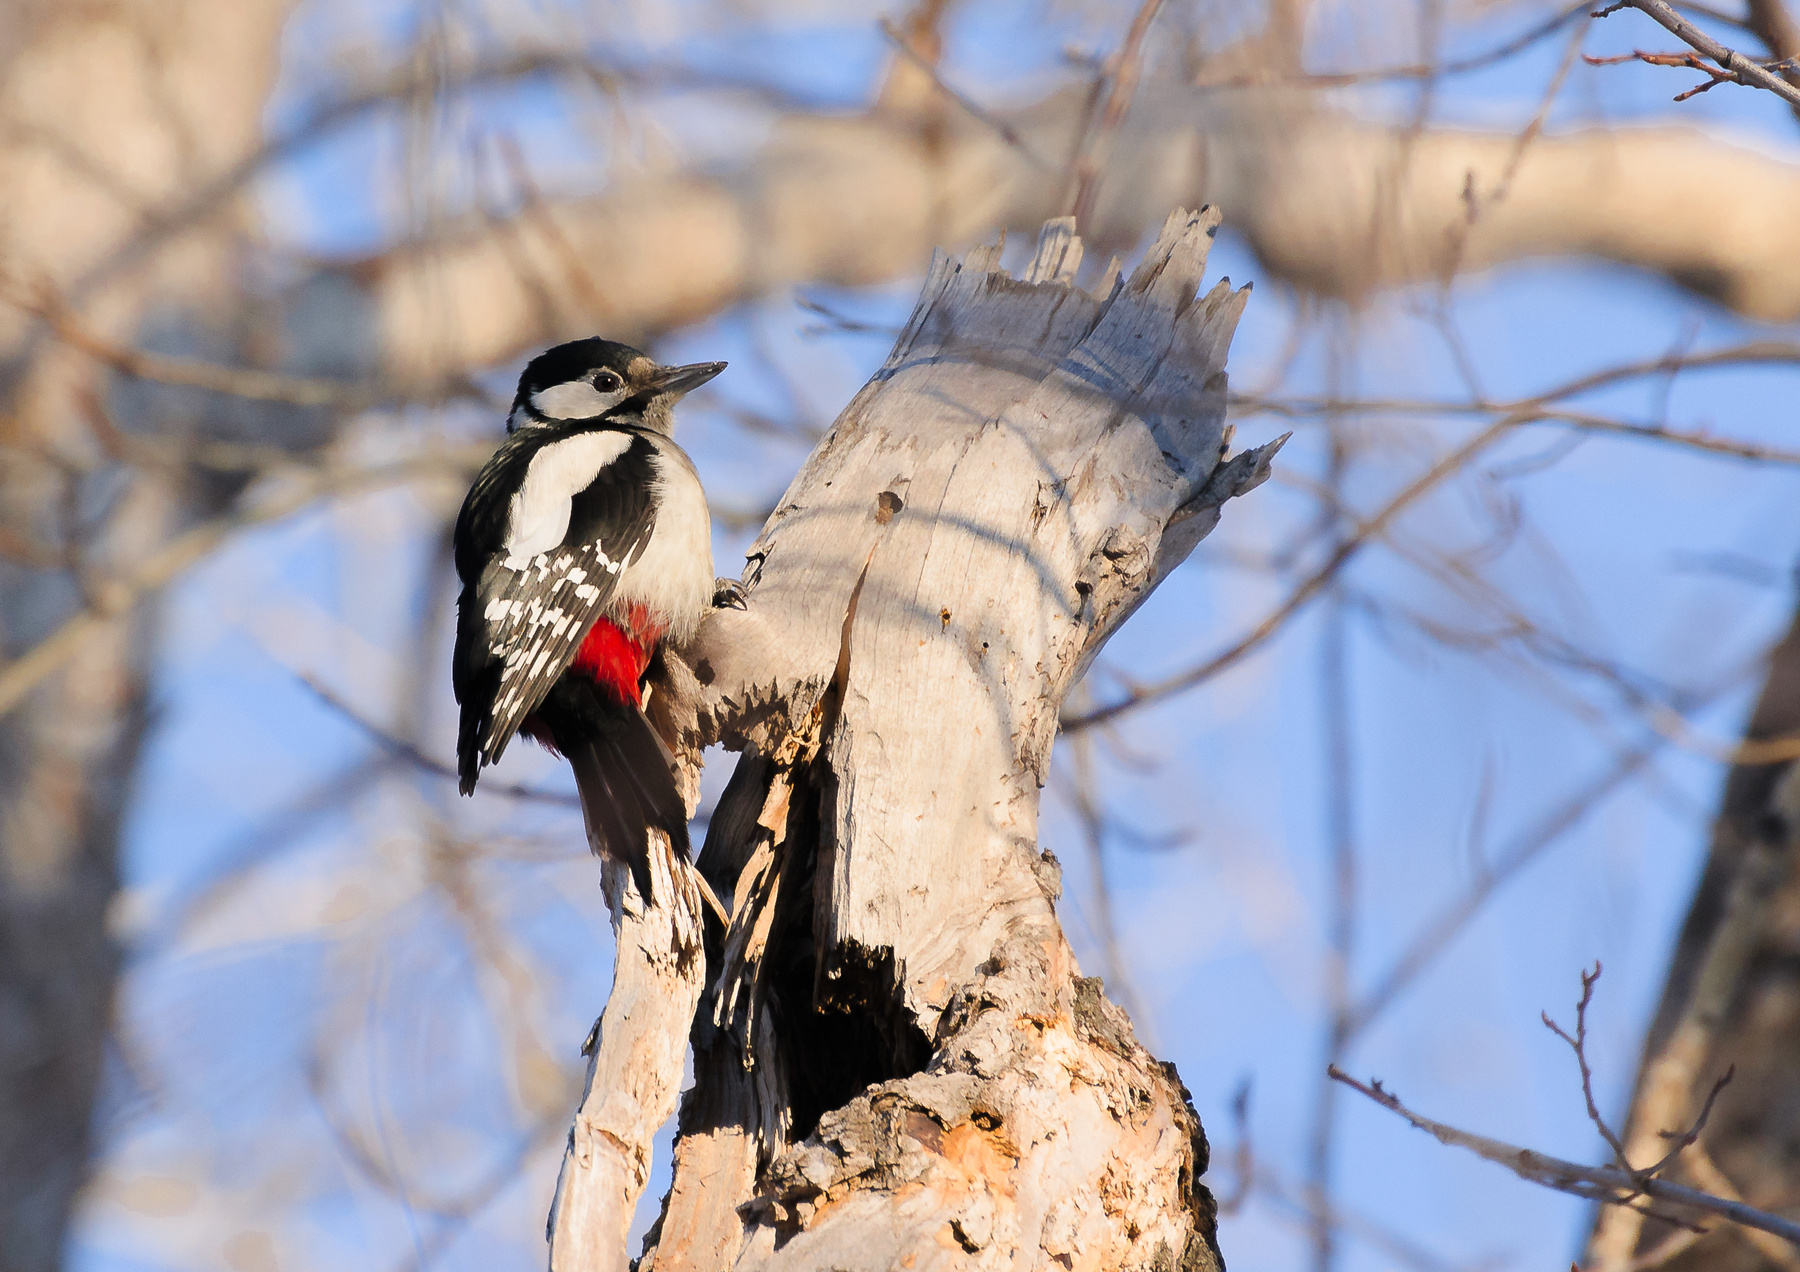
xmin=452 ymin=337 xmax=736 ymax=906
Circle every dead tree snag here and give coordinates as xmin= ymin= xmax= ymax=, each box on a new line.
xmin=551 ymin=208 xmax=1278 ymax=1271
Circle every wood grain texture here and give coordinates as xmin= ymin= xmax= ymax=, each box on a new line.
xmin=547 ymin=837 xmax=708 ymax=1272
xmin=619 ymin=210 xmax=1271 ymax=1270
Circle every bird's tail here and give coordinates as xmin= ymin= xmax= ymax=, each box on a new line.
xmin=564 ymin=707 xmax=690 ymax=907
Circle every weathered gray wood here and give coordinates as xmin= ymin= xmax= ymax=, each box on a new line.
xmin=615 ymin=210 xmax=1272 ymax=1269
xmin=685 ymin=208 xmax=1266 ymax=1015
xmin=546 ymin=836 xmax=708 ymax=1272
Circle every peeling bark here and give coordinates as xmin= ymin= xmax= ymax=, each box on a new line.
xmin=731 ymin=935 xmax=1221 ymax=1272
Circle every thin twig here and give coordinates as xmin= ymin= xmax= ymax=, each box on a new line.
xmin=6 ymin=279 xmax=380 ymax=408
xmin=1067 ymin=0 xmax=1169 ymax=227
xmin=876 ymin=19 xmax=1052 ymax=167
xmin=1194 ymin=1 xmax=1594 ymax=90
xmin=298 ymin=677 xmax=582 ymax=807
xmin=1592 ymin=0 xmax=1800 ymax=108
xmin=1329 ymin=1067 xmax=1800 ymax=1245
xmin=795 ymin=294 xmax=906 ymax=336
xmin=1063 ymin=416 xmax=1517 ymax=732
xmin=1582 ymin=48 xmax=1795 ymax=100
xmin=0 ymin=454 xmax=473 ymax=718
xmin=1541 ymin=962 xmax=1635 ymax=1168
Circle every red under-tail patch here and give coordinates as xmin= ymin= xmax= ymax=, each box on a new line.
xmin=569 ymin=603 xmax=665 ymax=707
xmin=520 ymin=605 xmax=665 ymax=752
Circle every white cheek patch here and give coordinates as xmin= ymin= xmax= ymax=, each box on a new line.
xmin=531 ymin=380 xmax=628 ymax=419
xmin=504 ymin=431 xmax=634 ymax=560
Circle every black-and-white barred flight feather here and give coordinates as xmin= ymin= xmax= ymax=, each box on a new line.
xmin=453 ymin=422 xmax=660 ymax=788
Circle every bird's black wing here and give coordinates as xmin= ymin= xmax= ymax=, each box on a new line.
xmin=454 ymin=432 xmax=656 ymax=791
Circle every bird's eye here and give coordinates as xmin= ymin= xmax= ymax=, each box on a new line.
xmin=595 ymin=371 xmax=622 ymax=391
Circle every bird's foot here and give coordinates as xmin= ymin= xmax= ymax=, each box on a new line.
xmin=712 ymin=576 xmax=749 ymax=610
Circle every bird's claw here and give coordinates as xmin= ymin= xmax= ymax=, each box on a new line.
xmin=712 ymin=576 xmax=749 ymax=610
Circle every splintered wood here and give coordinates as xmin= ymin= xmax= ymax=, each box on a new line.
xmin=561 ymin=209 xmax=1276 ymax=1271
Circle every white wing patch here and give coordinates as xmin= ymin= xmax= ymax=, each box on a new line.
xmin=504 ymin=431 xmax=634 ymax=561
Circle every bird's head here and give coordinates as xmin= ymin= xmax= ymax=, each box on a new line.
xmin=507 ymin=337 xmax=725 ymax=435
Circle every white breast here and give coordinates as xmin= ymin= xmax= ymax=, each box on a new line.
xmin=615 ymin=436 xmax=714 ymax=643
xmin=504 ymin=431 xmax=634 ymax=563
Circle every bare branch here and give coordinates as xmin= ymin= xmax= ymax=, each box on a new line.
xmin=877 ymin=18 xmax=1051 ymax=166
xmin=6 ymin=281 xmax=381 ymax=408
xmin=1593 ymin=0 xmax=1800 ymax=108
xmin=0 ymin=454 xmax=475 ymax=718
xmin=1329 ymin=1067 xmax=1800 ymax=1246
xmin=1069 ymin=0 xmax=1170 ymax=227
xmin=1063 ymin=418 xmax=1508 ymax=732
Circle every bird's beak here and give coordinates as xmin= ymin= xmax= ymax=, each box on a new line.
xmin=647 ymin=361 xmax=726 ymax=398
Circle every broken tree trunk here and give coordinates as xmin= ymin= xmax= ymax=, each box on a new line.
xmin=549 ymin=208 xmax=1278 ymax=1271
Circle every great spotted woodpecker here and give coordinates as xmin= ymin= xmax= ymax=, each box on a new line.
xmin=452 ymin=337 xmax=735 ymax=904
